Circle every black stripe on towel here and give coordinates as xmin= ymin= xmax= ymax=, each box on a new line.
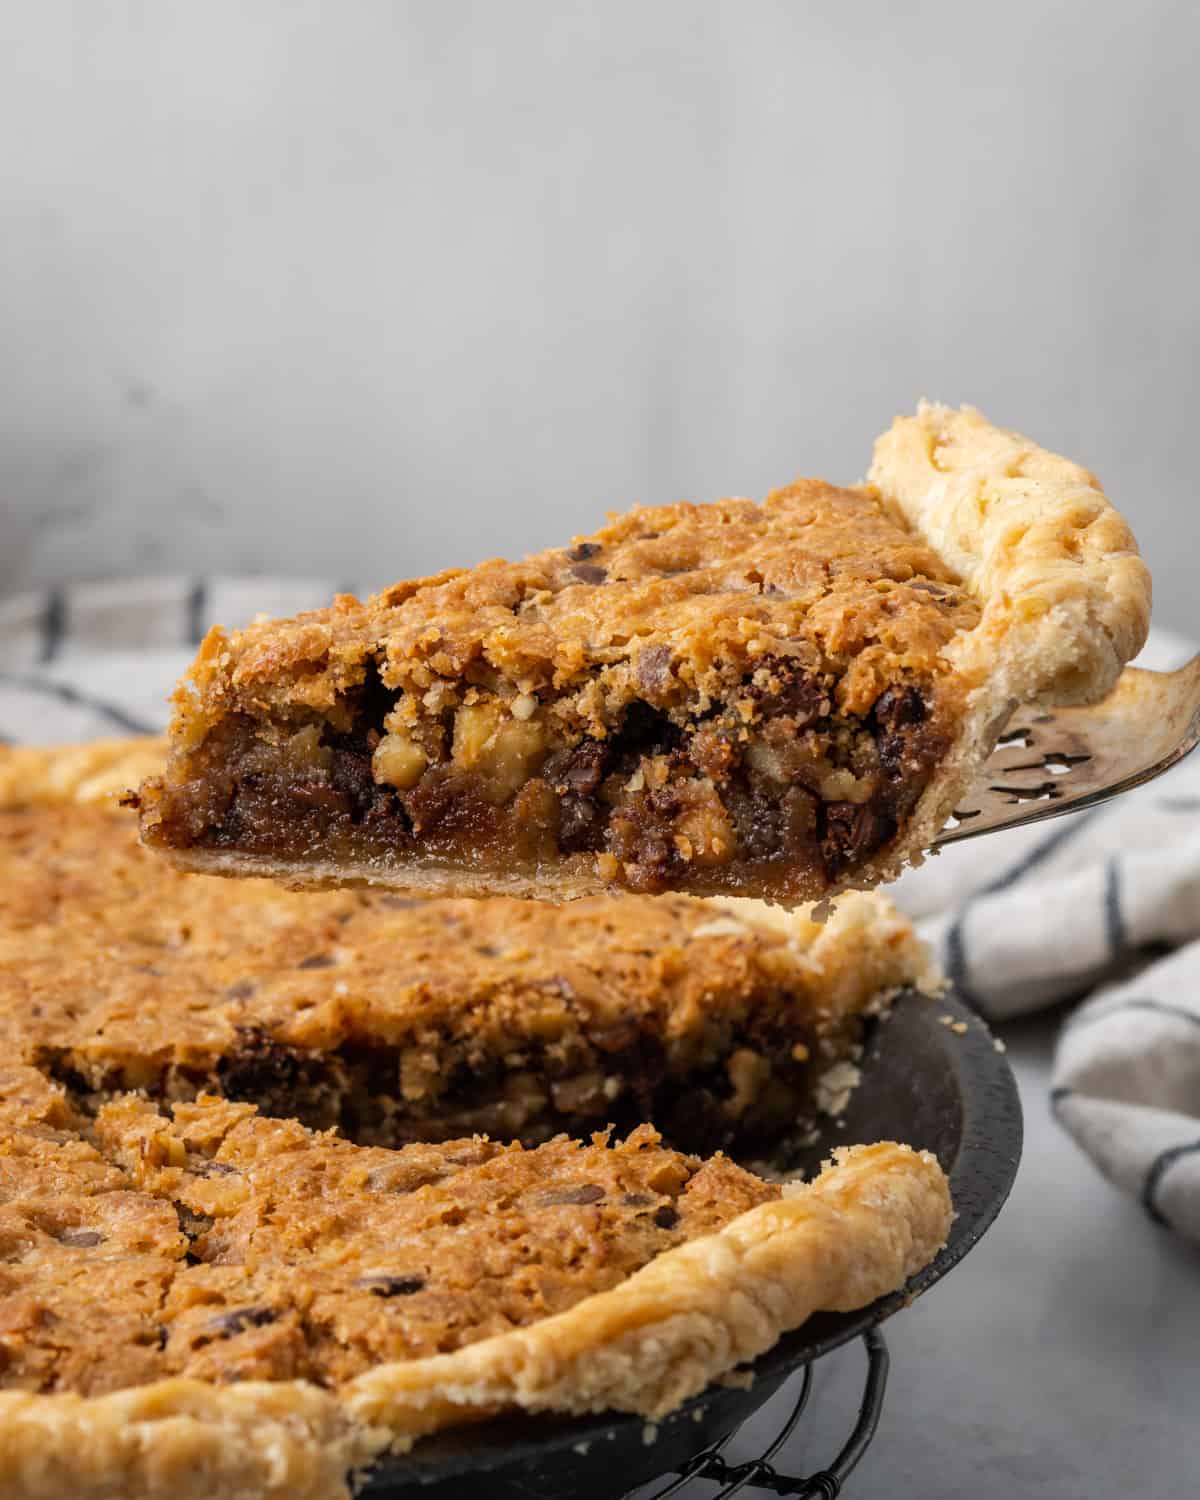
xmin=1143 ymin=1139 xmax=1200 ymax=1226
xmin=1103 ymin=858 xmax=1128 ymax=957
xmin=1063 ymin=997 xmax=1200 ymax=1038
xmin=186 ymin=580 xmax=208 ymax=645
xmin=0 ymin=673 xmax=157 ymax=738
xmin=944 ymin=809 xmax=1103 ymax=1011
xmin=38 ymin=590 xmax=66 ymax=664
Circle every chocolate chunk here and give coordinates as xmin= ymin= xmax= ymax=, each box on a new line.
xmin=653 ymin=1205 xmax=680 ymax=1229
xmin=330 ymin=746 xmax=378 ymax=811
xmin=538 ymin=1183 xmax=606 ymax=1206
xmin=872 ymin=684 xmax=926 ymax=734
xmin=750 ymin=658 xmax=831 ymax=728
xmin=217 ymin=1027 xmax=315 ymax=1108
xmin=226 ymin=979 xmax=257 ymax=1000
xmin=297 ymin=953 xmax=336 ymax=970
xmin=622 ymin=1193 xmax=654 ymax=1207
xmin=357 ymin=1274 xmax=426 ymax=1297
xmin=58 ymin=1228 xmax=103 ymax=1248
xmin=557 ymin=794 xmax=602 ymax=853
xmin=189 ymin=1159 xmax=237 ymax=1178
xmin=175 ymin=1203 xmax=215 ymax=1241
xmin=208 ymin=1305 xmax=276 ymax=1337
xmin=547 ymin=740 xmax=609 ymax=798
xmin=290 ymin=781 xmax=353 ymax=816
xmin=871 ymin=685 xmax=928 ymax=777
xmin=570 ymin=562 xmax=608 ymax=585
xmin=567 ymin=542 xmax=602 ymax=561
xmin=822 ymin=801 xmax=895 ymax=875
xmin=637 ymin=645 xmax=674 ymax=699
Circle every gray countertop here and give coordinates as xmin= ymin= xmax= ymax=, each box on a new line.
xmin=697 ymin=1010 xmax=1199 ymax=1500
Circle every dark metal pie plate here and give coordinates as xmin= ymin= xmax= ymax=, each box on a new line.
xmin=358 ymin=985 xmax=1022 ymax=1498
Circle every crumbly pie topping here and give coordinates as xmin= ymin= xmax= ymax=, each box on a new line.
xmin=0 ymin=1066 xmax=774 ymax=1396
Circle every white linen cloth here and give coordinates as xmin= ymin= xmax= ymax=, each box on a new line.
xmin=3 ymin=578 xmax=1198 ymax=1243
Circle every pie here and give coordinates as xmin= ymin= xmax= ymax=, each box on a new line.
xmin=0 ymin=747 xmax=950 ymax=1498
xmin=0 ymin=741 xmax=932 ymax=1156
xmin=0 ymin=1065 xmax=949 ymax=1500
xmin=134 ymin=403 xmax=1150 ymax=903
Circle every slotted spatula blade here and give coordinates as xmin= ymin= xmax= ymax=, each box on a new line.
xmin=934 ymin=655 xmax=1200 ymax=846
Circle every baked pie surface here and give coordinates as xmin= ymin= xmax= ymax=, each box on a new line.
xmin=0 ymin=743 xmax=951 ymax=1498
xmin=135 ymin=403 xmax=1149 ymax=903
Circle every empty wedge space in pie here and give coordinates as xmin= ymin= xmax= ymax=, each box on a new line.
xmin=134 ymin=403 xmax=1149 ymax=903
xmin=0 ymin=741 xmax=933 ymax=1158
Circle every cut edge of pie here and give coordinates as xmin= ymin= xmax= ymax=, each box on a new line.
xmin=131 ymin=402 xmax=1150 ymax=906
xmin=1 ymin=739 xmax=936 ymax=1156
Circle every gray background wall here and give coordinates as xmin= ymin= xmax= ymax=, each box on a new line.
xmin=2 ymin=0 xmax=1197 ymax=630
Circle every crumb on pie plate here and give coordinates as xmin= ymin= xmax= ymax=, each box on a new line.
xmin=132 ymin=403 xmax=1149 ymax=904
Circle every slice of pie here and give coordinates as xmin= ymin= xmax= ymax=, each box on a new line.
xmin=135 ymin=403 xmax=1150 ymax=902
xmin=0 ymin=1066 xmax=950 ymax=1499
xmin=1 ymin=741 xmax=932 ymax=1156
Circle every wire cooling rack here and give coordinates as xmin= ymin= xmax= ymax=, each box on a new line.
xmin=631 ymin=1330 xmax=888 ymax=1500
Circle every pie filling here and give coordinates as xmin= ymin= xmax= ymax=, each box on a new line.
xmin=0 ymin=1074 xmax=779 ymax=1395
xmin=35 ymin=1001 xmax=864 ymax=1160
xmin=143 ymin=658 xmax=953 ymax=896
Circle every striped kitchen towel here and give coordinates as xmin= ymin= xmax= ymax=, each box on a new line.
xmin=2 ymin=578 xmax=1199 ymax=1243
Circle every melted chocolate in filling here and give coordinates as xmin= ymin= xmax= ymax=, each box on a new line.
xmin=147 ymin=663 xmax=947 ymax=895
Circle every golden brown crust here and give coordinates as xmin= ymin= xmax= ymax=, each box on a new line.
xmin=0 ymin=1380 xmax=378 ymax=1500
xmin=864 ymin=403 xmax=1152 ymax=873
xmin=869 ymin=402 xmax=1151 ymax=706
xmin=342 ymin=1141 xmax=949 ymax=1438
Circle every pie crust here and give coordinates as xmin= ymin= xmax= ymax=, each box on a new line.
xmin=133 ymin=403 xmax=1150 ymax=904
